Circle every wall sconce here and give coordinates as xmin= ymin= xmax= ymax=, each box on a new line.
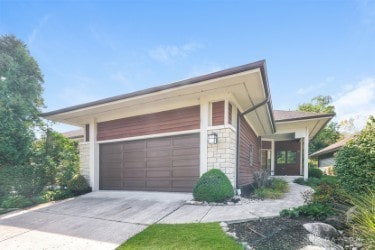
xmin=208 ymin=133 xmax=218 ymax=144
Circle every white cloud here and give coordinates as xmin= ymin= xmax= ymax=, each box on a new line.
xmin=149 ymin=42 xmax=202 ymax=63
xmin=297 ymin=76 xmax=334 ymax=95
xmin=333 ymin=78 xmax=375 ymax=130
xmin=28 ymin=14 xmax=50 ymax=44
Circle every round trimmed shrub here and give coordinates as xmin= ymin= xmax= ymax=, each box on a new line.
xmin=67 ymin=174 xmax=91 ymax=195
xmin=308 ymin=168 xmax=323 ymax=179
xmin=193 ymin=169 xmax=234 ymax=202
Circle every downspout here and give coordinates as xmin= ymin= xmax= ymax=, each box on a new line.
xmin=235 ymin=94 xmax=273 ymax=189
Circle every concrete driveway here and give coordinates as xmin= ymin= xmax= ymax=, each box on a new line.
xmin=0 ymin=191 xmax=192 ymax=250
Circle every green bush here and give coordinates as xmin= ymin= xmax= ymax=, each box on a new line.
xmin=270 ymin=178 xmax=289 ymax=193
xmin=308 ymin=168 xmax=323 ymax=179
xmin=67 ymin=174 xmax=91 ymax=195
xmin=255 ymin=188 xmax=283 ymax=199
xmin=42 ymin=189 xmax=73 ymax=201
xmin=0 ymin=164 xmax=46 ymax=198
xmin=335 ymin=117 xmax=375 ymax=195
xmin=193 ymin=169 xmax=234 ymax=202
xmin=1 ymin=195 xmax=33 ymax=209
xmin=280 ymin=203 xmax=335 ymax=220
xmin=294 ymin=177 xmax=305 ymax=185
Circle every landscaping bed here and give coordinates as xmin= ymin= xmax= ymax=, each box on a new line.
xmin=228 ymin=217 xmax=361 ymax=250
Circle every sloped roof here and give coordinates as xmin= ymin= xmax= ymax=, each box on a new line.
xmin=310 ymin=136 xmax=353 ymax=157
xmin=274 ymin=110 xmax=335 ymax=122
xmin=62 ymin=129 xmax=84 ymax=139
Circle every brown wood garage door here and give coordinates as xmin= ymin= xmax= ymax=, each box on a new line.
xmin=100 ymin=133 xmax=200 ymax=192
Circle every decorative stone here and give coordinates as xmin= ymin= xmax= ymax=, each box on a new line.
xmin=226 ymin=202 xmax=234 ymax=205
xmin=303 ymin=222 xmax=340 ymax=239
xmin=307 ymin=234 xmax=343 ymax=250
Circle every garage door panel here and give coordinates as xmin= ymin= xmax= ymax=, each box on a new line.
xmin=123 ymin=141 xmax=146 ymax=151
xmin=146 ymin=149 xmax=171 ymax=158
xmin=123 ymin=169 xmax=146 ymax=178
xmin=147 ymin=160 xmax=171 ymax=168
xmin=146 ymin=180 xmax=171 ymax=189
xmin=173 ymin=168 xmax=199 ymax=177
xmin=101 ymin=144 xmax=123 ymax=154
xmin=147 ymin=170 xmax=171 ymax=178
xmin=101 ymin=179 xmax=122 ymax=189
xmin=100 ymin=133 xmax=199 ymax=191
xmin=173 ymin=159 xmax=199 ymax=167
xmin=147 ymin=139 xmax=171 ymax=148
xmin=124 ymin=151 xmax=145 ymax=159
xmin=124 ymin=161 xmax=146 ymax=168
xmin=102 ymin=168 xmax=122 ymax=178
xmin=173 ymin=148 xmax=199 ymax=156
xmin=123 ymin=180 xmax=145 ymax=189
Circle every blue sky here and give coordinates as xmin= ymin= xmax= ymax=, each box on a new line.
xmin=1 ymin=0 xmax=374 ymax=132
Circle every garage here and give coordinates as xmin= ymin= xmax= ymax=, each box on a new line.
xmin=100 ymin=133 xmax=200 ymax=192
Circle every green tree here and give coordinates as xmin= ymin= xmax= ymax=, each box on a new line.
xmin=298 ymin=95 xmax=340 ymax=153
xmin=0 ymin=35 xmax=44 ymax=166
xmin=335 ymin=116 xmax=375 ymax=195
xmin=32 ymin=130 xmax=80 ymax=187
xmin=298 ymin=95 xmax=335 ymax=113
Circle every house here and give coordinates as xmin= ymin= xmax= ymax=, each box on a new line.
xmin=42 ymin=60 xmax=334 ymax=192
xmin=62 ymin=129 xmax=85 ymax=143
xmin=309 ymin=137 xmax=352 ymax=174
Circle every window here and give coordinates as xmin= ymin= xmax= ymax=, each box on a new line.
xmin=249 ymin=144 xmax=253 ymax=166
xmin=276 ymin=150 xmax=297 ymax=164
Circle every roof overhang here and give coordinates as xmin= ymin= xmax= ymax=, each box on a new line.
xmin=274 ymin=113 xmax=335 ymax=140
xmin=42 ymin=60 xmax=275 ymax=136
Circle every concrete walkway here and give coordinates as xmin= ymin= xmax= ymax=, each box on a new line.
xmin=0 ymin=183 xmax=311 ymax=249
xmin=160 ymin=183 xmax=311 ymax=223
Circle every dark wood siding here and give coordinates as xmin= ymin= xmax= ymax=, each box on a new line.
xmin=97 ymin=105 xmax=200 ymax=141
xmin=275 ymin=140 xmax=301 ymax=175
xmin=228 ymin=103 xmax=232 ymax=125
xmin=100 ymin=134 xmax=200 ymax=192
xmin=238 ymin=115 xmax=261 ymax=187
xmin=212 ymin=101 xmax=224 ymax=126
xmin=85 ymin=124 xmax=89 ymax=142
xmin=261 ymin=141 xmax=271 ymax=150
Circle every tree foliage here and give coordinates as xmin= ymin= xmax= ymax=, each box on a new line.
xmin=0 ymin=35 xmax=44 ymax=166
xmin=335 ymin=116 xmax=375 ymax=195
xmin=298 ymin=95 xmax=334 ymax=114
xmin=298 ymin=95 xmax=340 ymax=153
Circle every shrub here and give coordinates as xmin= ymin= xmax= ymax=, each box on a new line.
xmin=270 ymin=178 xmax=289 ymax=193
xmin=0 ymin=164 xmax=46 ymax=198
xmin=252 ymin=170 xmax=270 ymax=189
xmin=308 ymin=168 xmax=323 ymax=179
xmin=42 ymin=189 xmax=73 ymax=201
xmin=67 ymin=174 xmax=91 ymax=195
xmin=1 ymin=195 xmax=33 ymax=209
xmin=193 ymin=169 xmax=234 ymax=202
xmin=280 ymin=203 xmax=335 ymax=220
xmin=294 ymin=177 xmax=306 ymax=185
xmin=255 ymin=188 xmax=283 ymax=199
xmin=335 ymin=117 xmax=375 ymax=195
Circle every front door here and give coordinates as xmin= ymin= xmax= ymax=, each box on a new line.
xmin=275 ymin=140 xmax=300 ymax=175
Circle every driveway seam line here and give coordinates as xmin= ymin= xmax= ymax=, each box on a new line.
xmin=199 ymin=206 xmax=213 ymax=222
xmin=154 ymin=203 xmax=186 ymax=224
xmin=32 ymin=210 xmax=150 ymax=226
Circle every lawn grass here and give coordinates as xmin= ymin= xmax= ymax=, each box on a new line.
xmin=117 ymin=223 xmax=243 ymax=250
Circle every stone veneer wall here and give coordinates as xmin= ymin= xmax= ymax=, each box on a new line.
xmin=207 ymin=128 xmax=237 ymax=187
xmin=78 ymin=143 xmax=90 ymax=184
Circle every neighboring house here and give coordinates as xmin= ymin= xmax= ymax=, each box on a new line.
xmin=62 ymin=129 xmax=85 ymax=143
xmin=42 ymin=60 xmax=334 ymax=192
xmin=309 ymin=137 xmax=352 ymax=174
